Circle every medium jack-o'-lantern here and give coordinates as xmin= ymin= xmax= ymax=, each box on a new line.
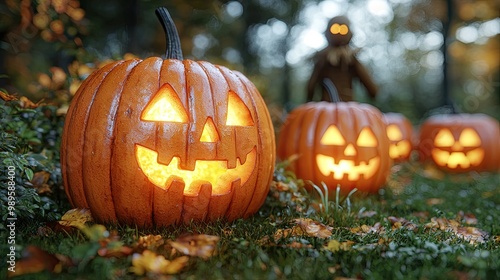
xmin=418 ymin=114 xmax=499 ymax=172
xmin=382 ymin=113 xmax=414 ymax=161
xmin=277 ymin=102 xmax=391 ymax=193
xmin=60 ymin=7 xmax=275 ymax=227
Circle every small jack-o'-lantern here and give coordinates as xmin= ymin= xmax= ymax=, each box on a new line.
xmin=60 ymin=7 xmax=275 ymax=227
xmin=382 ymin=113 xmax=414 ymax=161
xmin=277 ymin=102 xmax=391 ymax=193
xmin=418 ymin=114 xmax=500 ymax=172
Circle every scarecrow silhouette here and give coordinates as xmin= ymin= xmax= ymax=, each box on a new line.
xmin=307 ymin=16 xmax=377 ymax=102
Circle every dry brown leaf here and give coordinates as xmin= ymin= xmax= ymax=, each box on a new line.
xmin=135 ymin=234 xmax=165 ymax=251
xmin=388 ymin=216 xmax=419 ymax=232
xmin=294 ymin=218 xmax=333 ymax=238
xmin=351 ymin=222 xmax=385 ymax=236
xmin=0 ymin=91 xmax=18 ymax=101
xmin=58 ymin=208 xmax=93 ymax=229
xmin=168 ymin=234 xmax=219 ymax=260
xmin=426 ymin=198 xmax=444 ymax=206
xmin=285 ymin=241 xmax=313 ymax=249
xmin=425 ymin=217 xmax=488 ymax=244
xmin=19 ymin=96 xmax=42 ymax=109
xmin=456 ymin=211 xmax=478 ymax=225
xmin=130 ymin=250 xmax=189 ymax=275
xmin=28 ymin=171 xmax=51 ymax=194
xmin=358 ymin=210 xmax=377 ymax=218
xmin=7 ymin=246 xmax=61 ymax=277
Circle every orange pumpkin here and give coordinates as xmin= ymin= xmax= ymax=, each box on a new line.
xmin=61 ymin=7 xmax=275 ymax=227
xmin=418 ymin=114 xmax=499 ymax=172
xmin=277 ymin=102 xmax=391 ymax=193
xmin=382 ymin=112 xmax=414 ymax=161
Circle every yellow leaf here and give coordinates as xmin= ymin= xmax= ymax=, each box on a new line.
xmin=326 ymin=239 xmax=341 ymax=252
xmin=168 ymin=234 xmax=219 ymax=260
xmin=130 ymin=250 xmax=188 ymax=275
xmin=58 ymin=208 xmax=93 ymax=229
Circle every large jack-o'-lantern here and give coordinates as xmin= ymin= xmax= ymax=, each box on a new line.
xmin=60 ymin=8 xmax=275 ymax=227
xmin=418 ymin=114 xmax=499 ymax=172
xmin=277 ymin=102 xmax=391 ymax=193
xmin=382 ymin=113 xmax=414 ymax=161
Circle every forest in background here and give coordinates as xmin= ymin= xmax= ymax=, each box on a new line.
xmin=1 ymin=0 xmax=499 ymax=124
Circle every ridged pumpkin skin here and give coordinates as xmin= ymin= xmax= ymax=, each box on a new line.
xmin=382 ymin=112 xmax=414 ymax=161
xmin=61 ymin=57 xmax=275 ymax=227
xmin=277 ymin=102 xmax=391 ymax=193
xmin=418 ymin=114 xmax=500 ymax=172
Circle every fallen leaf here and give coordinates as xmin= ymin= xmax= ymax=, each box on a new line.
xmin=294 ymin=218 xmax=333 ymax=238
xmin=285 ymin=241 xmax=313 ymax=249
xmin=28 ymin=171 xmax=51 ymax=194
xmin=168 ymin=234 xmax=219 ymax=260
xmin=135 ymin=234 xmax=165 ymax=251
xmin=456 ymin=211 xmax=478 ymax=225
xmin=358 ymin=210 xmax=377 ymax=218
xmin=424 ymin=217 xmax=488 ymax=244
xmin=19 ymin=96 xmax=43 ymax=109
xmin=350 ymin=222 xmax=385 ymax=236
xmin=58 ymin=208 xmax=93 ymax=229
xmin=130 ymin=250 xmax=189 ymax=275
xmin=0 ymin=91 xmax=17 ymax=101
xmin=97 ymin=243 xmax=133 ymax=258
xmin=325 ymin=239 xmax=340 ymax=252
xmin=388 ymin=216 xmax=419 ymax=232
xmin=426 ymin=198 xmax=443 ymax=206
xmin=7 ymin=246 xmax=61 ymax=277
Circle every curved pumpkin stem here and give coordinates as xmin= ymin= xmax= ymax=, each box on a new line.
xmin=321 ymin=78 xmax=342 ymax=103
xmin=155 ymin=7 xmax=183 ymax=60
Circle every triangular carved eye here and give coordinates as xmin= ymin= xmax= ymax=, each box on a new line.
xmin=386 ymin=124 xmax=403 ymax=141
xmin=321 ymin=125 xmax=345 ymax=145
xmin=434 ymin=129 xmax=454 ymax=147
xmin=226 ymin=91 xmax=254 ymax=126
xmin=459 ymin=128 xmax=481 ymax=147
xmin=357 ymin=127 xmax=378 ymax=147
xmin=141 ymin=84 xmax=188 ymax=122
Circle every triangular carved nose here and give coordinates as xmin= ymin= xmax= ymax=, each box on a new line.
xmin=344 ymin=144 xmax=357 ymax=156
xmin=200 ymin=117 xmax=219 ymax=143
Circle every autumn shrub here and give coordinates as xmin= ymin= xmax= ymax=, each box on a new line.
xmin=0 ymin=97 xmax=69 ymax=227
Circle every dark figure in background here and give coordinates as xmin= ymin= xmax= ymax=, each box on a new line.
xmin=307 ymin=16 xmax=378 ymax=102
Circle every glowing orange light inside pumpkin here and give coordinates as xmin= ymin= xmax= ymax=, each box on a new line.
xmin=200 ymin=118 xmax=219 ymax=142
xmin=431 ymin=128 xmax=485 ymax=169
xmin=227 ymin=91 xmax=254 ymax=126
xmin=330 ymin=23 xmax=349 ymax=35
xmin=386 ymin=124 xmax=411 ymax=159
xmin=141 ymin=84 xmax=188 ymax=122
xmin=135 ymin=145 xmax=256 ymax=195
xmin=136 ymin=87 xmax=256 ymax=195
xmin=317 ymin=126 xmax=381 ymax=181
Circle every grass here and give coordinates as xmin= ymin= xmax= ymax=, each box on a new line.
xmin=2 ymin=162 xmax=500 ymax=280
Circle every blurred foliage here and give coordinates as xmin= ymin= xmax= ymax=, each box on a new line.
xmin=0 ymin=0 xmax=498 ymax=122
xmin=0 ymin=94 xmax=69 ymax=227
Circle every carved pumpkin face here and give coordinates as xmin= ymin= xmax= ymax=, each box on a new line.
xmin=135 ymin=84 xmax=257 ymax=196
xmin=419 ymin=114 xmax=500 ymax=172
xmin=430 ymin=128 xmax=484 ymax=169
xmin=60 ymin=7 xmax=275 ymax=228
xmin=317 ymin=125 xmax=380 ymax=181
xmin=325 ymin=16 xmax=352 ymax=46
xmin=277 ymin=102 xmax=391 ymax=193
xmin=383 ymin=113 xmax=414 ymax=161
